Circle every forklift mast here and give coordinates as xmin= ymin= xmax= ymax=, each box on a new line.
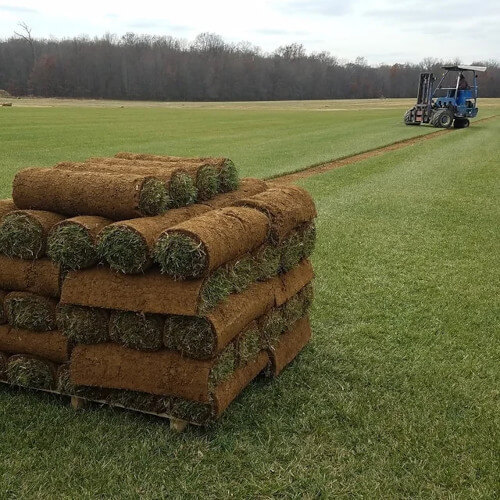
xmin=414 ymin=72 xmax=435 ymax=123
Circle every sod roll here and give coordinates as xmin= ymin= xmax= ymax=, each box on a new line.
xmin=60 ymin=260 xmax=313 ymax=316
xmin=0 ymin=325 xmax=69 ymax=363
xmin=97 ymin=205 xmax=211 ymax=274
xmin=0 ymin=199 xmax=17 ymax=219
xmin=6 ymin=354 xmax=56 ymax=389
xmin=12 ymin=168 xmax=169 ymax=219
xmin=57 ymin=304 xmax=110 ymax=344
xmin=85 ymin=158 xmax=219 ymax=202
xmin=0 ymin=255 xmax=60 ymax=298
xmin=70 ymin=341 xmax=239 ymax=402
xmin=109 ymin=311 xmax=164 ymax=351
xmin=4 ymin=291 xmax=57 ymax=331
xmin=114 ymin=152 xmax=239 ymax=193
xmin=47 ymin=216 xmax=112 ymax=270
xmin=236 ymin=321 xmax=262 ymax=367
xmin=0 ymin=210 xmax=65 ymax=259
xmin=154 ymin=206 xmax=269 ymax=279
xmin=233 ymin=186 xmax=317 ymax=242
xmin=266 ymin=316 xmax=311 ymax=377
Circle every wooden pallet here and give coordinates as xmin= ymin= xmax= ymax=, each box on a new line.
xmin=0 ymin=381 xmax=193 ymax=432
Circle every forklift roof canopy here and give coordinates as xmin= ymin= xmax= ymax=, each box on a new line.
xmin=442 ymin=65 xmax=487 ymax=72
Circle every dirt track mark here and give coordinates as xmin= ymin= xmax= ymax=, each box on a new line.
xmin=269 ymin=115 xmax=497 ymax=185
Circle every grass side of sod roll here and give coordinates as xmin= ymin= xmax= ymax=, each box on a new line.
xmin=208 ymin=342 xmax=237 ymax=389
xmin=168 ymin=172 xmax=197 ymax=208
xmin=237 ymin=325 xmax=262 ymax=366
xmin=6 ymin=355 xmax=54 ymax=389
xmin=109 ymin=311 xmax=164 ymax=351
xmin=196 ymin=165 xmax=219 ymax=201
xmin=218 ymin=160 xmax=239 ymax=193
xmin=47 ymin=223 xmax=98 ymax=270
xmin=57 ymin=305 xmax=110 ymax=343
xmin=5 ymin=294 xmax=56 ymax=331
xmin=0 ymin=213 xmax=43 ymax=259
xmin=137 ymin=178 xmax=170 ymax=216
xmin=163 ymin=315 xmax=215 ymax=359
xmin=97 ymin=226 xmax=149 ymax=274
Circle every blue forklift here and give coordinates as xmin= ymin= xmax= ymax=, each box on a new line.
xmin=404 ymin=65 xmax=487 ymax=128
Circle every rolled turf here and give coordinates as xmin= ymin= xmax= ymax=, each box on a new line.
xmin=47 ymin=216 xmax=112 ymax=270
xmin=57 ymin=304 xmax=110 ymax=344
xmin=109 ymin=311 xmax=164 ymax=351
xmin=4 ymin=292 xmax=57 ymax=331
xmin=6 ymin=354 xmax=56 ymax=389
xmin=0 ymin=351 xmax=8 ymax=379
xmin=97 ymin=205 xmax=211 ymax=274
xmin=200 ymin=178 xmax=268 ymax=209
xmin=236 ymin=322 xmax=262 ymax=367
xmin=0 ymin=210 xmax=65 ymax=259
xmin=154 ymin=206 xmax=269 ymax=279
xmin=0 ymin=290 xmax=6 ymax=324
xmin=12 ymin=168 xmax=169 ymax=219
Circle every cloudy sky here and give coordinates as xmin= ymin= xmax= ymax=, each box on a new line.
xmin=0 ymin=0 xmax=498 ymax=64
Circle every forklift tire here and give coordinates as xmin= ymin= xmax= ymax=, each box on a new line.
xmin=454 ymin=118 xmax=470 ymax=129
xmin=431 ymin=109 xmax=454 ymax=128
xmin=404 ymin=109 xmax=420 ymax=125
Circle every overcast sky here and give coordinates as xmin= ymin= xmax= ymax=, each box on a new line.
xmin=0 ymin=0 xmax=498 ymax=64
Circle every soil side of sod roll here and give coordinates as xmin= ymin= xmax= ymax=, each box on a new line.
xmin=4 ymin=291 xmax=57 ymax=331
xmin=273 ymin=259 xmax=314 ymax=307
xmin=266 ymin=316 xmax=311 ymax=377
xmin=48 ymin=216 xmax=112 ymax=270
xmin=0 ymin=256 xmax=60 ymax=298
xmin=6 ymin=354 xmax=57 ymax=389
xmin=97 ymin=204 xmax=211 ymax=274
xmin=0 ymin=199 xmax=17 ymax=220
xmin=233 ymin=186 xmax=317 ymax=243
xmin=154 ymin=206 xmax=270 ymax=279
xmin=12 ymin=168 xmax=169 ymax=219
xmin=57 ymin=304 xmax=110 ymax=344
xmin=0 ymin=210 xmax=66 ymax=259
xmin=70 ymin=341 xmax=239 ymax=402
xmin=0 ymin=325 xmax=70 ymax=363
xmin=200 ymin=178 xmax=267 ymax=209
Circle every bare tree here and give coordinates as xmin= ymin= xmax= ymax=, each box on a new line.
xmin=14 ymin=22 xmax=36 ymax=65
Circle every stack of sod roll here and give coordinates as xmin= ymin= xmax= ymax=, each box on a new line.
xmin=0 ymin=153 xmax=316 ymax=426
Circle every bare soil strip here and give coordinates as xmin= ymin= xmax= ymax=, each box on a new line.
xmin=269 ymin=116 xmax=497 ymax=184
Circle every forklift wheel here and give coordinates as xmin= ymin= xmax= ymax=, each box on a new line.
xmin=404 ymin=109 xmax=420 ymax=125
xmin=431 ymin=109 xmax=454 ymax=128
xmin=454 ymin=118 xmax=470 ymax=129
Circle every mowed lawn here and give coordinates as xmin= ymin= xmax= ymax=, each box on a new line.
xmin=0 ymin=100 xmax=479 ymax=194
xmin=0 ymin=102 xmax=499 ymax=497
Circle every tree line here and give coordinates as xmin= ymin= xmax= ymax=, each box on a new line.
xmin=1 ymin=31 xmax=498 ymax=101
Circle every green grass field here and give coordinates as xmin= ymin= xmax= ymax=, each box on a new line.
xmin=0 ymin=99 xmax=499 ymax=498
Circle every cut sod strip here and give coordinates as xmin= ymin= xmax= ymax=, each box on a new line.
xmin=97 ymin=205 xmax=211 ymax=274
xmin=12 ymin=168 xmax=169 ymax=219
xmin=154 ymin=206 xmax=270 ymax=279
xmin=47 ymin=216 xmax=112 ymax=270
xmin=233 ymin=185 xmax=317 ymax=243
xmin=0 ymin=210 xmax=65 ymax=259
xmin=109 ymin=311 xmax=164 ymax=351
xmin=57 ymin=304 xmax=110 ymax=344
xmin=4 ymin=292 xmax=57 ymax=331
xmin=6 ymin=354 xmax=56 ymax=389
